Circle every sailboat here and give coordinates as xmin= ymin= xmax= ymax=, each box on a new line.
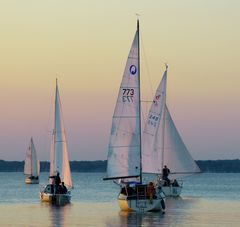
xmin=24 ymin=137 xmax=40 ymax=184
xmin=40 ymin=79 xmax=73 ymax=205
xmin=142 ymin=66 xmax=201 ymax=197
xmin=103 ymin=20 xmax=165 ymax=212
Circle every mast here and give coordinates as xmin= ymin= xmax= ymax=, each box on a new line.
xmin=55 ymin=78 xmax=58 ymax=137
xmin=161 ymin=64 xmax=168 ymax=172
xmin=50 ymin=78 xmax=58 ymax=177
xmin=137 ymin=19 xmax=142 ymax=184
xmin=54 ymin=78 xmax=58 ymax=172
xmin=30 ymin=138 xmax=33 ymax=176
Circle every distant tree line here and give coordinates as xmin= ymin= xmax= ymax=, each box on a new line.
xmin=0 ymin=159 xmax=240 ymax=173
xmin=0 ymin=160 xmax=107 ymax=172
xmin=196 ymin=159 xmax=240 ymax=173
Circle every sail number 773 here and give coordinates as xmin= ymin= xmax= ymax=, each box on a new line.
xmin=122 ymin=88 xmax=134 ymax=102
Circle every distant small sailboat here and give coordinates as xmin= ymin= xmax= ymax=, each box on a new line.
xmin=142 ymin=66 xmax=200 ymax=197
xmin=103 ymin=20 xmax=165 ymax=212
xmin=40 ymin=79 xmax=73 ymax=205
xmin=24 ymin=137 xmax=40 ymax=184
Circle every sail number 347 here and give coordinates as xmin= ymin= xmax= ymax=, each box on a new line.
xmin=122 ymin=88 xmax=134 ymax=102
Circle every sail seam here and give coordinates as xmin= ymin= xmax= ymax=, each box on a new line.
xmin=120 ymin=86 xmax=139 ymax=89
xmin=142 ymin=131 xmax=154 ymax=136
xmin=109 ymin=145 xmax=140 ymax=148
xmin=128 ymin=56 xmax=138 ymax=60
xmin=113 ymin=116 xmax=140 ymax=118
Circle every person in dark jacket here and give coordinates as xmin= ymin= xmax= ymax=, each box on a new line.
xmin=162 ymin=165 xmax=170 ymax=186
xmin=55 ymin=172 xmax=61 ymax=186
xmin=61 ymin=182 xmax=68 ymax=194
xmin=49 ymin=172 xmax=61 ymax=194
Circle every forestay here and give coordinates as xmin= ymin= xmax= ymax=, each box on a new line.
xmin=49 ymin=81 xmax=73 ymax=188
xmin=106 ymin=27 xmax=141 ymax=179
xmin=24 ymin=138 xmax=38 ymax=177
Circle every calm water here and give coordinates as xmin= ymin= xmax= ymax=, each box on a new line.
xmin=0 ymin=172 xmax=240 ymax=226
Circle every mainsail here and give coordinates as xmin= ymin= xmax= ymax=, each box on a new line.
xmin=49 ymin=80 xmax=73 ymax=188
xmin=105 ymin=23 xmax=141 ymax=180
xmin=24 ymin=138 xmax=38 ymax=177
xmin=142 ymin=69 xmax=200 ymax=176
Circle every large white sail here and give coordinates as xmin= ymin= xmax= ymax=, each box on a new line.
xmin=142 ymin=68 xmax=200 ymax=176
xmin=162 ymin=106 xmax=200 ymax=175
xmin=106 ymin=25 xmax=141 ymax=179
xmin=49 ymin=80 xmax=73 ymax=188
xmin=142 ymin=69 xmax=167 ymax=174
xmin=24 ymin=138 xmax=38 ymax=177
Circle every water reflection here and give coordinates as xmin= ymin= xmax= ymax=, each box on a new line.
xmin=106 ymin=197 xmax=201 ymax=227
xmin=48 ymin=203 xmax=72 ymax=227
xmin=0 ymin=198 xmax=240 ymax=226
xmin=115 ymin=210 xmax=164 ymax=227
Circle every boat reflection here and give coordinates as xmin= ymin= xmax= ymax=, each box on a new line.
xmin=48 ymin=203 xmax=72 ymax=227
xmin=115 ymin=197 xmax=193 ymax=227
xmin=118 ymin=210 xmax=164 ymax=227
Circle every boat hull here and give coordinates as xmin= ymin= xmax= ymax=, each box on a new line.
xmin=25 ymin=178 xmax=39 ymax=184
xmin=40 ymin=192 xmax=71 ymax=206
xmin=162 ymin=185 xmax=182 ymax=197
xmin=40 ymin=184 xmax=71 ymax=206
xmin=157 ymin=179 xmax=183 ymax=197
xmin=118 ymin=194 xmax=164 ymax=212
xmin=117 ymin=184 xmax=165 ymax=213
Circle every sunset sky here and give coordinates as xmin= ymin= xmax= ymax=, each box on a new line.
xmin=0 ymin=0 xmax=240 ymax=161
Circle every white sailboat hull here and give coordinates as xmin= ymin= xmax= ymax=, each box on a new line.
xmin=118 ymin=195 xmax=165 ymax=212
xmin=158 ymin=179 xmax=183 ymax=197
xmin=40 ymin=192 xmax=71 ymax=206
xmin=117 ymin=184 xmax=165 ymax=212
xmin=40 ymin=184 xmax=71 ymax=206
xmin=162 ymin=185 xmax=182 ymax=197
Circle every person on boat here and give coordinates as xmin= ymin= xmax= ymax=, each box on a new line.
xmin=55 ymin=172 xmax=61 ymax=185
xmin=147 ymin=182 xmax=156 ymax=204
xmin=162 ymin=165 xmax=170 ymax=186
xmin=49 ymin=172 xmax=61 ymax=194
xmin=172 ymin=179 xmax=179 ymax=187
xmin=60 ymin=182 xmax=68 ymax=194
xmin=120 ymin=186 xmax=127 ymax=195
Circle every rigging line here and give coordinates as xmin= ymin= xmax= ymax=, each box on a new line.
xmin=141 ymin=102 xmax=148 ymax=132
xmin=140 ymin=30 xmax=154 ymax=98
